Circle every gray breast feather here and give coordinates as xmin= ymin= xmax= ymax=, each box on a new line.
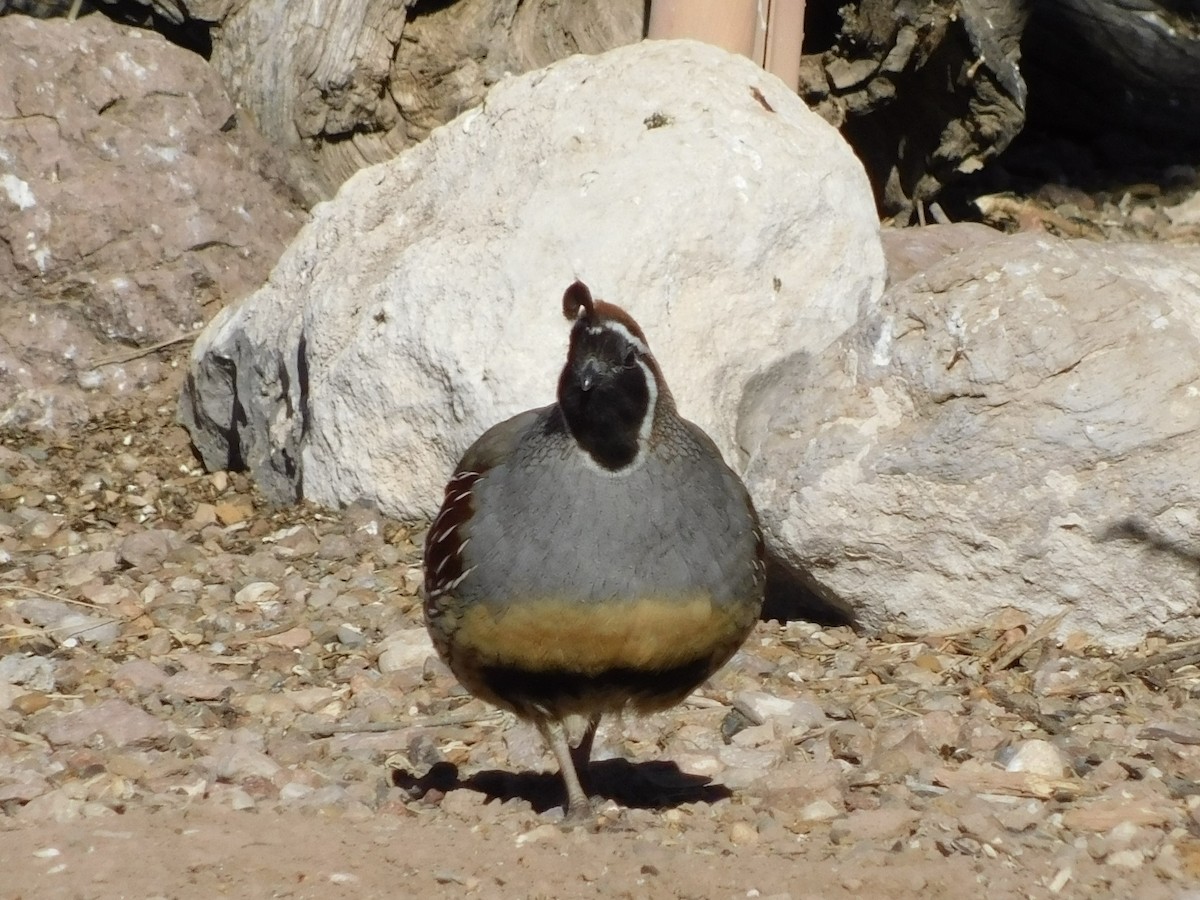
xmin=460 ymin=421 xmax=758 ymax=608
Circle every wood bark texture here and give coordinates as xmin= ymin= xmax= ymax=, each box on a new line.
xmin=798 ymin=0 xmax=1029 ymax=221
xmin=208 ymin=0 xmax=644 ymax=204
xmin=7 ymin=0 xmax=1199 ymax=212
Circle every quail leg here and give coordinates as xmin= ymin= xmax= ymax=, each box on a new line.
xmin=569 ymin=713 xmax=603 ymax=782
xmin=537 ymin=718 xmax=592 ymax=820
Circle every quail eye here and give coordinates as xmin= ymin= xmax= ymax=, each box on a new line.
xmin=623 ymin=348 xmax=637 ymax=368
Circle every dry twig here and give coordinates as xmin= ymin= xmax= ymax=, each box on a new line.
xmin=1117 ymin=638 xmax=1200 ymax=677
xmin=988 ymin=685 xmax=1070 ymax=736
xmin=307 ymin=709 xmax=504 ymax=737
xmin=990 ymin=611 xmax=1069 ymax=671
xmin=89 ymin=331 xmax=200 ymax=368
xmin=0 ymin=584 xmax=103 ymax=608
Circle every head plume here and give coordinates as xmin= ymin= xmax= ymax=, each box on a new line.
xmin=561 ymin=280 xmax=650 ymax=346
xmin=562 ymin=280 xmax=595 ymax=322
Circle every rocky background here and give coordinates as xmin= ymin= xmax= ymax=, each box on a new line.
xmin=3 ymin=2 xmax=1200 ymax=897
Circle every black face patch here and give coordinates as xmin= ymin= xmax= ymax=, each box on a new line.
xmin=557 ymin=323 xmax=651 ymax=470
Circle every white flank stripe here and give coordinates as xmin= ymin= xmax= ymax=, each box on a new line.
xmin=438 ymin=565 xmax=477 ymax=593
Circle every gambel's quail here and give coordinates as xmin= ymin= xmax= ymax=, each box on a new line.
xmin=423 ymin=281 xmax=765 ymax=820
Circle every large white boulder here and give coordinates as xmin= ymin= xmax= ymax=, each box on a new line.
xmin=741 ymin=233 xmax=1200 ymax=648
xmin=180 ymin=39 xmax=885 ymax=519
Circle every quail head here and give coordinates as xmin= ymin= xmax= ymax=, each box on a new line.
xmin=423 ymin=280 xmax=765 ymax=820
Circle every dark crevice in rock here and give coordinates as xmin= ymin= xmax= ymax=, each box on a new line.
xmin=97 ymin=2 xmax=212 ymax=59
xmin=800 ymin=0 xmax=843 ymax=55
xmin=3 ymin=2 xmax=212 ymax=58
xmin=227 ymin=383 xmax=248 ymax=472
xmin=1021 ymin=1 xmax=1200 ymax=153
xmin=761 ymin=554 xmax=857 ymax=628
xmin=143 ymin=9 xmax=211 ymax=59
xmin=296 ymin=331 xmax=311 ymax=444
xmin=407 ymin=0 xmax=459 ymax=20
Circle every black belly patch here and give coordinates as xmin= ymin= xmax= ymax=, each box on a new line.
xmin=480 ymin=655 xmax=716 ymax=716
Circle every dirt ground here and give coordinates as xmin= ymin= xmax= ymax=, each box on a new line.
xmin=0 ymin=801 xmax=1071 ymax=900
xmin=4 ymin=355 xmax=1200 ymax=900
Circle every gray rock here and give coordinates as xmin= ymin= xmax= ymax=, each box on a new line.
xmin=39 ymin=698 xmax=168 ymax=747
xmin=880 ymin=222 xmax=1006 ymax=287
xmin=180 ymin=39 xmax=884 ymax=519
xmin=377 ymin=628 xmax=436 ymax=674
xmin=733 ymin=691 xmax=827 ymax=732
xmin=161 ymin=670 xmax=233 ymax=701
xmin=336 ymin=623 xmax=367 ymax=649
xmin=60 ymin=550 xmax=121 ymax=586
xmin=13 ymin=787 xmax=88 ymax=823
xmin=117 ymin=529 xmax=184 ymax=570
xmin=203 ymin=734 xmax=282 ymax=781
xmin=0 ymin=774 xmax=50 ymax=803
xmin=1003 ymin=739 xmax=1070 ymax=778
xmin=0 ymin=653 xmax=57 ymax=692
xmin=11 ymin=597 xmax=121 ymax=645
xmin=743 ymin=233 xmax=1200 ymax=648
xmin=0 ymin=14 xmax=303 ymax=431
xmin=112 ymin=659 xmax=168 ymax=694
xmin=0 ymin=681 xmax=25 ymax=710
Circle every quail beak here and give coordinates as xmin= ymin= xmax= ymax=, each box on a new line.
xmin=578 ymin=358 xmax=603 ymax=392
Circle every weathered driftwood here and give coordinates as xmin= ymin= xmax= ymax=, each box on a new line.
xmin=8 ymin=0 xmax=1198 ymax=213
xmin=209 ymin=0 xmax=644 ymax=204
xmin=798 ymin=0 xmax=1028 ymax=222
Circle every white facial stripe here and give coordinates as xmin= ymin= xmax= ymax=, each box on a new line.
xmin=585 ymin=321 xmax=649 ymax=356
xmin=635 ymin=358 xmax=657 ymax=443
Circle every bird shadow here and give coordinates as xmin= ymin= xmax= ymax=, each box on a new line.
xmin=391 ymin=758 xmax=731 ymax=814
xmin=1102 ymin=517 xmax=1200 ymax=575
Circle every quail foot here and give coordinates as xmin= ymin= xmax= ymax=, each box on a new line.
xmin=423 ymin=281 xmax=765 ymax=821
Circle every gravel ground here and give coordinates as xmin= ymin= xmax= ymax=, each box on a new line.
xmin=959 ymin=143 xmax=1200 ymax=245
xmin=3 ymin=362 xmax=1200 ymax=899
